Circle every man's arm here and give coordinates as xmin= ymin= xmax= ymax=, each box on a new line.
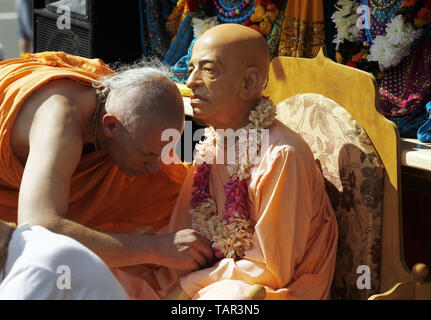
xmin=18 ymin=93 xmax=212 ymax=269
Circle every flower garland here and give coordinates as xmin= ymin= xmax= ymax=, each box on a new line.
xmin=189 ymin=97 xmax=277 ymax=260
xmin=185 ymin=0 xmax=284 ymax=38
xmin=191 ymin=16 xmax=219 ymax=38
xmin=367 ymin=14 xmax=422 ymax=70
xmin=187 ymin=0 xmax=215 ymax=17
xmin=333 ymin=0 xmax=431 ymax=79
xmin=244 ymin=0 xmax=283 ymax=37
xmin=332 ymin=0 xmax=360 ymax=50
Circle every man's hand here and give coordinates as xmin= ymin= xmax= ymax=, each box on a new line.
xmin=154 ymin=229 xmax=214 ymax=271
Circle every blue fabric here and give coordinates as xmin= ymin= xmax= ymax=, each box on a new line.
xmin=170 ymin=39 xmax=196 ymax=84
xmin=164 ymin=15 xmax=194 ymax=66
xmin=138 ymin=0 xmax=175 ymax=59
xmin=417 ymin=101 xmax=431 ymax=143
xmin=388 ymin=114 xmax=427 ymax=138
xmin=387 ymin=101 xmax=431 ymax=142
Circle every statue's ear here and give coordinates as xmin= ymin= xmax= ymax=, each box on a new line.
xmin=240 ymin=67 xmax=263 ymax=100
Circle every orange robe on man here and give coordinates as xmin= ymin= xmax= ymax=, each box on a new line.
xmin=119 ymin=120 xmax=338 ymax=299
xmin=0 ymin=52 xmax=189 ymax=233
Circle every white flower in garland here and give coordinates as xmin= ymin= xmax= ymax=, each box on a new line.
xmin=192 ymin=16 xmax=219 ymax=39
xmin=385 ymin=15 xmax=414 ymax=47
xmin=367 ymin=35 xmax=399 ymax=70
xmin=332 ymin=0 xmax=360 ymax=49
xmin=190 ymin=97 xmax=277 ymax=260
xmin=367 ymin=15 xmax=422 ymax=71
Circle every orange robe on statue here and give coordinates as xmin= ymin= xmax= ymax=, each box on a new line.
xmin=117 ymin=120 xmax=338 ymax=300
xmin=0 ymin=52 xmax=189 ymax=233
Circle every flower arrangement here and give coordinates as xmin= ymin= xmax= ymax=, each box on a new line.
xmin=190 ymin=97 xmax=277 ymax=260
xmin=243 ymin=0 xmax=283 ymax=37
xmin=367 ymin=14 xmax=422 ymax=70
xmin=186 ymin=0 xmax=216 ymax=17
xmin=185 ymin=0 xmax=284 ymax=38
xmin=331 ymin=0 xmax=360 ymax=49
xmin=336 ymin=39 xmax=382 ymax=79
xmin=333 ymin=0 xmax=430 ymax=79
xmin=398 ymin=0 xmax=431 ymax=27
xmin=192 ymin=16 xmax=219 ymax=38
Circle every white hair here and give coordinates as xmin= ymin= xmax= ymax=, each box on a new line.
xmin=96 ymin=58 xmax=172 ymax=92
xmin=94 ymin=58 xmax=183 ymax=137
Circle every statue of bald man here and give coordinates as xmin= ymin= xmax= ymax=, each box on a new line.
xmin=123 ymin=24 xmax=338 ymax=300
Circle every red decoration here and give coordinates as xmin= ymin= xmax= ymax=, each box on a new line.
xmin=249 ymin=24 xmax=263 ymax=35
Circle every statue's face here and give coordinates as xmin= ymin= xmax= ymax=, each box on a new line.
xmin=186 ymin=36 xmax=245 ymax=123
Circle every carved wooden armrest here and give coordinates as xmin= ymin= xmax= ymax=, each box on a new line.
xmin=369 ymin=263 xmax=431 ymax=300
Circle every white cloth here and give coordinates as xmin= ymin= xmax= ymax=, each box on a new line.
xmin=0 ymin=223 xmax=128 ymax=300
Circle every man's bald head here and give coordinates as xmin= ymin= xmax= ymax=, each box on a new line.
xmin=105 ymin=76 xmax=184 ymax=140
xmin=101 ymin=64 xmax=184 ymax=139
xmin=97 ymin=64 xmax=185 ymax=176
xmin=187 ymin=24 xmax=270 ymax=129
xmin=195 ymin=23 xmax=270 ymax=87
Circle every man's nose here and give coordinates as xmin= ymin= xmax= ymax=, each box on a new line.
xmin=186 ymin=69 xmax=199 ymax=90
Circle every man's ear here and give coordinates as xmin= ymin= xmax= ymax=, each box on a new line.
xmin=240 ymin=67 xmax=263 ymax=100
xmin=102 ymin=114 xmax=120 ymax=138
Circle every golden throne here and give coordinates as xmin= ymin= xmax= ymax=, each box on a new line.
xmin=263 ymin=49 xmax=430 ymax=299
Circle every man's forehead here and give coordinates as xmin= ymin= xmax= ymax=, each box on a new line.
xmin=190 ymin=41 xmax=223 ymax=64
xmin=192 ymin=36 xmax=251 ymax=64
xmin=136 ymin=119 xmax=181 ymax=152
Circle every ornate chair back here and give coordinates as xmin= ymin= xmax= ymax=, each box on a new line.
xmin=263 ymin=49 xmax=413 ymax=299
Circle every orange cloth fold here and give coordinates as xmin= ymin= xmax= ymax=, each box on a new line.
xmin=0 ymin=52 xmax=189 ymax=232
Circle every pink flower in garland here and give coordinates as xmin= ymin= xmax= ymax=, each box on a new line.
xmin=222 ymin=177 xmax=250 ymax=223
xmin=189 ymin=97 xmax=277 ymax=260
xmin=191 ymin=164 xmax=211 ymax=208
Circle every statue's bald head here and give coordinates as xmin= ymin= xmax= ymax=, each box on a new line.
xmin=187 ymin=24 xmax=270 ymax=128
xmin=195 ymin=23 xmax=270 ymax=89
